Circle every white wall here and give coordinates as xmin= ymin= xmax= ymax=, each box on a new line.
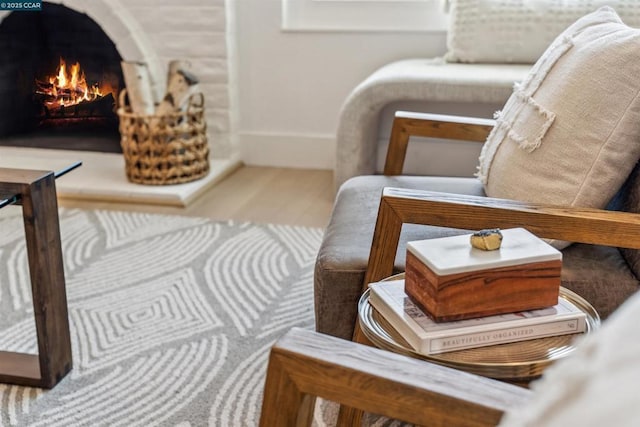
xmin=233 ymin=0 xmax=449 ymax=170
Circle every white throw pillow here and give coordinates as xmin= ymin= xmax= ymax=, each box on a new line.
xmin=477 ymin=7 xmax=640 ymax=218
xmin=446 ymin=0 xmax=640 ymax=64
xmin=498 ymin=290 xmax=640 ymax=427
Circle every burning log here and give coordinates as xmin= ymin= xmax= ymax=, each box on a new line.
xmin=35 ymin=82 xmax=85 ymax=100
xmin=34 ymin=58 xmax=117 ymax=114
xmin=42 ymin=92 xmax=115 ymax=118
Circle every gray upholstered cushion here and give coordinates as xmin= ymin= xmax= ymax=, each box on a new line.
xmin=315 ymin=175 xmax=640 ymax=340
xmin=561 ymin=244 xmax=638 ymax=320
xmin=315 ymin=175 xmax=485 ymax=340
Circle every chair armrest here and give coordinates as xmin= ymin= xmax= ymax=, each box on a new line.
xmin=384 ymin=111 xmax=495 ymax=175
xmin=260 ymin=327 xmax=531 ymax=427
xmin=366 ymin=187 xmax=640 ymax=285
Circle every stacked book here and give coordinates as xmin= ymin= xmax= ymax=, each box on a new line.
xmin=369 ymin=279 xmax=587 ymax=355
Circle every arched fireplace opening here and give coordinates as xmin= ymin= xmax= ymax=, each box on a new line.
xmin=0 ymin=2 xmax=124 ymax=152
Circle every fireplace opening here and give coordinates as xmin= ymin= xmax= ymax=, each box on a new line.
xmin=0 ymin=2 xmax=125 ymax=153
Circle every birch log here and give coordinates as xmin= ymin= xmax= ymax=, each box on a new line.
xmin=156 ymin=60 xmax=200 ymax=115
xmin=121 ymin=61 xmax=155 ymax=115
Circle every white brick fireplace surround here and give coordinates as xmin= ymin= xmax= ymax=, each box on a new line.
xmin=0 ymin=0 xmax=240 ymax=206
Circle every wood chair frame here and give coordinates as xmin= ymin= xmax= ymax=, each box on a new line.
xmin=371 ymin=111 xmax=640 ymax=287
xmin=258 ymin=112 xmax=640 ymax=426
xmin=260 ymin=327 xmax=532 ymax=427
xmin=276 ymin=112 xmax=640 ymax=426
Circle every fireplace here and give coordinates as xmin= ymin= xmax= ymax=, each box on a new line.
xmin=0 ymin=0 xmax=232 ymax=164
xmin=0 ymin=0 xmax=237 ymax=206
xmin=0 ymin=2 xmax=124 ymax=152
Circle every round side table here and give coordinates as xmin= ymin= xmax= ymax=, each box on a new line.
xmin=358 ymin=278 xmax=600 ymax=383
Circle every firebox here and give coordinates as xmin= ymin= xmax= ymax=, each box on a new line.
xmin=0 ymin=2 xmax=124 ymax=152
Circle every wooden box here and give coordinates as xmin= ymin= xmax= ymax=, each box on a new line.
xmin=405 ymin=228 xmax=562 ymax=322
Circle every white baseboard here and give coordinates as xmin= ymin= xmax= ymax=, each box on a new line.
xmin=239 ymin=132 xmax=335 ymax=170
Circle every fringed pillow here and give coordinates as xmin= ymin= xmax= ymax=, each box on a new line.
xmin=477 ymin=7 xmax=640 ymax=220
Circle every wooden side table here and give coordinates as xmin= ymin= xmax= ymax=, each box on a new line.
xmin=358 ymin=284 xmax=600 ymax=382
xmin=0 ymin=163 xmax=80 ymax=388
xmin=338 ymin=273 xmax=600 ymax=426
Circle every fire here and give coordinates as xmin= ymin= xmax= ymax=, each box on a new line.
xmin=36 ymin=58 xmax=114 ymax=110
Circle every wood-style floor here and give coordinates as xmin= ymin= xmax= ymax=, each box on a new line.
xmin=59 ymin=166 xmax=336 ymax=229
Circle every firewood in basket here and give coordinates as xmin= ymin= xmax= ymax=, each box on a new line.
xmin=121 ymin=61 xmax=155 ymax=115
xmin=155 ymin=65 xmax=200 ymax=116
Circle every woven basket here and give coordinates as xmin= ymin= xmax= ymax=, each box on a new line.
xmin=117 ymin=89 xmax=210 ymax=185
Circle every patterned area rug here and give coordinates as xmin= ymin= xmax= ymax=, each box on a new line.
xmin=0 ymin=207 xmax=324 ymax=426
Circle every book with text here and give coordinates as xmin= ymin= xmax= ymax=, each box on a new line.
xmin=369 ymin=279 xmax=587 ymax=355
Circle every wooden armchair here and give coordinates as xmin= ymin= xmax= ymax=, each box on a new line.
xmin=306 ymin=113 xmax=640 ymax=425
xmin=263 ymin=131 xmax=640 ymax=424
xmin=364 ymin=111 xmax=640 ymax=286
xmin=261 ymin=300 xmax=640 ymax=426
xmin=347 ymin=173 xmax=640 ymax=426
xmin=315 ymin=111 xmax=640 ymax=343
xmin=262 ymin=180 xmax=640 ymax=425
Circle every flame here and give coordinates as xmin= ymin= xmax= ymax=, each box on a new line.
xmin=36 ymin=58 xmax=115 ymax=110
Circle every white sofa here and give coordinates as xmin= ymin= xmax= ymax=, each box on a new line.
xmin=334 ymin=58 xmax=530 ymax=189
xmin=334 ymin=0 xmax=640 ymax=190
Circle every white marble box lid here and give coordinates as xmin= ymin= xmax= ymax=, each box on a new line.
xmin=407 ymin=228 xmax=562 ymax=276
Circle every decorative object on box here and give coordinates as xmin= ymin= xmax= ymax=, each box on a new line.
xmin=405 ymin=228 xmax=562 ymax=322
xmin=470 ymin=228 xmax=502 ymax=250
xmin=358 ymin=276 xmax=600 ymax=381
xmin=369 ymin=279 xmax=586 ymax=355
xmin=117 ymin=88 xmax=210 ymax=185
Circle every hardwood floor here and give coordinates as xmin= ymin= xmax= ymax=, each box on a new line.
xmin=59 ymin=166 xmax=336 ymax=229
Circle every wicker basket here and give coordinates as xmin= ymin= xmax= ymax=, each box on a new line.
xmin=117 ymin=89 xmax=210 ymax=185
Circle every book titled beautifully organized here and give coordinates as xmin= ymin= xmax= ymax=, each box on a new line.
xmin=368 ymin=279 xmax=587 ymax=355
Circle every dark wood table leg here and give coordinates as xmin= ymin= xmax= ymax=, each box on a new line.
xmin=0 ymin=169 xmax=72 ymax=388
